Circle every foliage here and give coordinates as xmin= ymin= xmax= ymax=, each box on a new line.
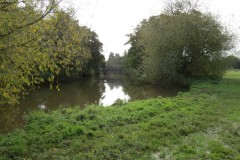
xmin=124 ymin=0 xmax=233 ymax=86
xmin=0 ymin=0 xmax=62 ymax=104
xmin=38 ymin=10 xmax=92 ymax=80
xmin=0 ymin=1 xmax=104 ymax=105
xmin=123 ymin=26 xmax=145 ymax=81
xmin=225 ymin=55 xmax=240 ymax=69
xmin=106 ymin=52 xmax=124 ymax=70
xmin=0 ymin=71 xmax=240 ymax=159
xmin=83 ymin=30 xmax=105 ymax=76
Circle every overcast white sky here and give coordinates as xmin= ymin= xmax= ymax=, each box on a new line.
xmin=69 ymin=0 xmax=240 ymax=59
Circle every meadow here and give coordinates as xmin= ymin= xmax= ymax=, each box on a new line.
xmin=0 ymin=71 xmax=240 ymax=160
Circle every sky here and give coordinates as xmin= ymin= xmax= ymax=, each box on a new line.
xmin=68 ymin=0 xmax=240 ymax=59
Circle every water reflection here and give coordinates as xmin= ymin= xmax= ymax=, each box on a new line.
xmin=100 ymin=82 xmax=130 ymax=106
xmin=17 ymin=78 xmax=105 ymax=111
xmin=0 ymin=77 xmax=185 ymax=134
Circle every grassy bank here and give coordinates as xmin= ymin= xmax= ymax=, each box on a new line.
xmin=1 ymin=71 xmax=240 ymax=160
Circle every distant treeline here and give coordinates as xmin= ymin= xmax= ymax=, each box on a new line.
xmin=225 ymin=55 xmax=240 ymax=69
xmin=105 ymin=52 xmax=124 ymax=71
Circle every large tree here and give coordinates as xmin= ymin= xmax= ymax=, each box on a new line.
xmin=0 ymin=1 xmax=104 ymax=105
xmin=0 ymin=0 xmax=63 ymax=104
xmin=38 ymin=11 xmax=92 ymax=78
xmin=124 ymin=0 xmax=233 ymax=86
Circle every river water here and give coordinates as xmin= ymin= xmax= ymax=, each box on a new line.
xmin=0 ymin=75 xmax=184 ymax=134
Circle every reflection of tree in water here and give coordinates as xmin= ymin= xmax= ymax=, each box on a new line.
xmin=104 ymin=72 xmax=164 ymax=100
xmin=0 ymin=74 xmax=186 ymax=134
xmin=79 ymin=77 xmax=105 ymax=106
xmin=106 ymin=82 xmax=121 ymax=90
xmin=121 ymin=77 xmax=185 ymax=101
xmin=0 ymin=77 xmax=106 ymax=134
xmin=0 ymin=106 xmax=24 ymax=134
xmin=104 ymin=72 xmax=175 ymax=101
xmin=104 ymin=72 xmax=126 ymax=90
xmin=18 ymin=77 xmax=106 ymax=110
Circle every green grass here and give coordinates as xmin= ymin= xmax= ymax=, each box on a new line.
xmin=1 ymin=71 xmax=240 ymax=160
xmin=224 ymin=69 xmax=240 ymax=80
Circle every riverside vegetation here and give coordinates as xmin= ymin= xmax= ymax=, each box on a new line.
xmin=0 ymin=0 xmax=104 ymax=105
xmin=1 ymin=0 xmax=240 ymax=159
xmin=0 ymin=70 xmax=239 ymax=159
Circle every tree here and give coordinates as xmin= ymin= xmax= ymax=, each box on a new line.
xmin=124 ymin=0 xmax=233 ymax=86
xmin=106 ymin=52 xmax=123 ymax=70
xmin=0 ymin=0 xmax=63 ymax=104
xmin=38 ymin=10 xmax=92 ymax=79
xmin=83 ymin=30 xmax=105 ymax=76
xmin=123 ymin=25 xmax=146 ymax=81
xmin=0 ymin=1 xmax=104 ymax=105
xmin=225 ymin=55 xmax=240 ymax=69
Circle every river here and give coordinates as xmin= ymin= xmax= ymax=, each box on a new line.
xmin=0 ymin=75 xmax=185 ymax=134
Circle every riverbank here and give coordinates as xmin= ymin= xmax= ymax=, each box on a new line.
xmin=1 ymin=71 xmax=240 ymax=159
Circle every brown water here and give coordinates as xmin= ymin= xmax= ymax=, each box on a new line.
xmin=0 ymin=76 xmax=185 ymax=134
